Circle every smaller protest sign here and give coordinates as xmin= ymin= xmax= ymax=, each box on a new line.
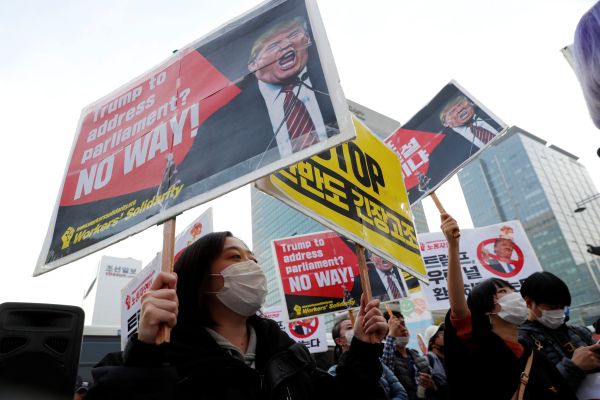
xmin=120 ymin=208 xmax=213 ymax=348
xmin=263 ymin=306 xmax=328 ymax=353
xmin=418 ymin=220 xmax=542 ymax=311
xmin=385 ymin=81 xmax=507 ymax=205
xmin=272 ymin=230 xmax=408 ymax=320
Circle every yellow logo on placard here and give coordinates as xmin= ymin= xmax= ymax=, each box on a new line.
xmin=61 ymin=227 xmax=75 ymax=249
xmin=294 ymin=304 xmax=302 ymax=316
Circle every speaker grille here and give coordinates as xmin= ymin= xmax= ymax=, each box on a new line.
xmin=45 ymin=337 xmax=68 ymax=354
xmin=0 ymin=336 xmax=27 ymax=353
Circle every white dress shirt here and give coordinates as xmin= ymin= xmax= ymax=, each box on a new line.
xmin=451 ymin=118 xmax=499 ymax=150
xmin=257 ymin=68 xmax=328 ymax=157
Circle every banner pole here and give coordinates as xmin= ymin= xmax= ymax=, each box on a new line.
xmin=156 ymin=217 xmax=176 ymax=344
xmin=347 ymin=309 xmax=355 ymax=326
xmin=355 ymin=244 xmax=372 ymax=302
xmin=430 ymin=192 xmax=460 ymax=238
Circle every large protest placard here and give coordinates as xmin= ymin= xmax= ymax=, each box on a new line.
xmin=120 ymin=208 xmax=213 ymax=348
xmin=272 ymin=230 xmax=408 ymax=320
xmin=385 ymin=81 xmax=507 ymax=205
xmin=257 ymin=116 xmax=427 ymax=281
xmin=36 ymin=0 xmax=354 ymax=276
xmin=419 ymin=220 xmax=542 ymax=311
xmin=263 ymin=307 xmax=328 ymax=353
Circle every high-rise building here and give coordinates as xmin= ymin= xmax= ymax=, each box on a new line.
xmin=458 ymin=126 xmax=600 ymax=325
xmin=252 ymin=101 xmax=428 ymax=308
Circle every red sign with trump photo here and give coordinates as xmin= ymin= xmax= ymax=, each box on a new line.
xmin=385 ymin=81 xmax=507 ymax=205
xmin=272 ymin=231 xmax=407 ymax=320
xmin=37 ymin=0 xmax=354 ymax=276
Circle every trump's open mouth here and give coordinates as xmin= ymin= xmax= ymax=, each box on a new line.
xmin=458 ymin=108 xmax=471 ymax=120
xmin=278 ymin=50 xmax=296 ymax=70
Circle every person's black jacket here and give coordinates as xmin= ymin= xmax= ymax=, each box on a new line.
xmin=444 ymin=311 xmax=577 ymax=400
xmin=519 ymin=319 xmax=595 ymax=391
xmin=86 ymin=316 xmax=385 ymax=400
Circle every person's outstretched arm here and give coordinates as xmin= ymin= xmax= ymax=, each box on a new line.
xmin=441 ymin=213 xmax=468 ymax=318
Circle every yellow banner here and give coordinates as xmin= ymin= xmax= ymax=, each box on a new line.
xmin=256 ymin=116 xmax=426 ymax=281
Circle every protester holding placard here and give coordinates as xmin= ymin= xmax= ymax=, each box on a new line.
xmin=381 ymin=311 xmax=434 ymax=400
xmin=441 ymin=214 xmax=577 ymax=399
xmin=518 ymin=272 xmax=600 ymax=394
xmin=87 ymin=231 xmax=389 ymax=399
xmin=329 ymin=318 xmax=408 ymax=400
xmin=423 ymin=324 xmax=448 ymax=400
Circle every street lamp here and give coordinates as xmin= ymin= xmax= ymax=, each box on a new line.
xmin=574 ymin=192 xmax=600 ymax=213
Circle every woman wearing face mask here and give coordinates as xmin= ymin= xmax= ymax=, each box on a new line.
xmin=87 ymin=232 xmax=389 ymax=400
xmin=330 ymin=318 xmax=408 ymax=400
xmin=441 ymin=214 xmax=576 ymax=400
xmin=518 ymin=271 xmax=600 ymax=393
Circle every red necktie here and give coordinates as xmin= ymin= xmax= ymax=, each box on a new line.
xmin=282 ymin=84 xmax=318 ymax=152
xmin=468 ymin=123 xmax=495 ymax=144
xmin=385 ymin=271 xmax=403 ymax=299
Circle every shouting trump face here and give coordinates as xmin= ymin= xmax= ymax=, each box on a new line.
xmin=248 ymin=17 xmax=311 ymax=85
xmin=441 ymin=96 xmax=476 ymax=128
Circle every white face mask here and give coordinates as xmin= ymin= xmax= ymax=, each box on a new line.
xmin=537 ymin=308 xmax=565 ymax=329
xmin=496 ymin=292 xmax=528 ymax=325
xmin=344 ymin=329 xmax=354 ymax=344
xmin=209 ymin=260 xmax=267 ymax=317
xmin=395 ymin=336 xmax=410 ymax=347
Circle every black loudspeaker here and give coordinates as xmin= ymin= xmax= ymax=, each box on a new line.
xmin=0 ymin=302 xmax=84 ymax=396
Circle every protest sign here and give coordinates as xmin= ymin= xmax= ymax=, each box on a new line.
xmin=263 ymin=307 xmax=328 ymax=353
xmin=418 ymin=220 xmax=542 ymax=311
xmin=385 ymin=81 xmax=507 ymax=205
xmin=272 ymin=230 xmax=408 ymax=320
xmin=36 ymin=0 xmax=353 ymax=276
xmin=257 ymin=116 xmax=426 ymax=281
xmin=120 ymin=208 xmax=213 ymax=348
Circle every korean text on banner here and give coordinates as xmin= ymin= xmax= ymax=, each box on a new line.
xmin=263 ymin=307 xmax=328 ymax=353
xmin=36 ymin=0 xmax=354 ymax=276
xmin=120 ymin=208 xmax=213 ymax=349
xmin=272 ymin=231 xmax=408 ymax=320
xmin=385 ymin=81 xmax=507 ymax=205
xmin=257 ymin=116 xmax=426 ymax=281
xmin=418 ymin=220 xmax=542 ymax=311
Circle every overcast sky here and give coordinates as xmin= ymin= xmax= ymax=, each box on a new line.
xmin=0 ymin=0 xmax=597 ymax=308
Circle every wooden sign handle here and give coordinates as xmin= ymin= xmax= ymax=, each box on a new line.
xmin=355 ymin=244 xmax=372 ymax=302
xmin=156 ymin=217 xmax=176 ymax=344
xmin=430 ymin=192 xmax=460 ymax=238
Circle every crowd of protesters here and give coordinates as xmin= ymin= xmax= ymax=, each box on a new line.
xmin=71 ymin=220 xmax=599 ymax=400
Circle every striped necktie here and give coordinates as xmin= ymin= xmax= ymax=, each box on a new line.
xmin=282 ymin=84 xmax=318 ymax=152
xmin=468 ymin=122 xmax=495 ymax=144
xmin=385 ymin=271 xmax=403 ymax=299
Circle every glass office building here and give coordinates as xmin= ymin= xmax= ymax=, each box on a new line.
xmin=252 ymin=101 xmax=429 ymax=308
xmin=458 ymin=126 xmax=600 ymax=325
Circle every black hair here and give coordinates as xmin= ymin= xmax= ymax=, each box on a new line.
xmin=383 ymin=310 xmax=404 ymax=321
xmin=467 ymin=278 xmax=514 ymax=335
xmin=172 ymin=231 xmax=233 ymax=332
xmin=331 ymin=317 xmax=351 ymax=363
xmin=593 ymin=317 xmax=600 ymax=334
xmin=520 ymin=272 xmax=571 ymax=307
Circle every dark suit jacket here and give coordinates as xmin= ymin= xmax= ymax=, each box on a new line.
xmin=487 ymin=258 xmax=515 ymax=274
xmin=349 ymin=266 xmax=404 ymax=303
